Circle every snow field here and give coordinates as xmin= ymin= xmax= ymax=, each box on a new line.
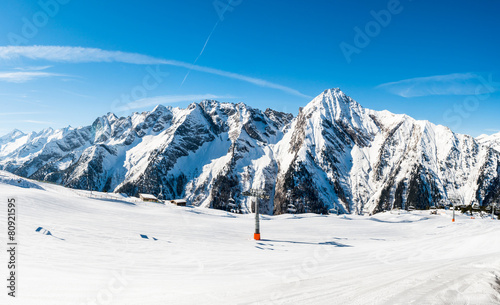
xmin=0 ymin=178 xmax=499 ymax=305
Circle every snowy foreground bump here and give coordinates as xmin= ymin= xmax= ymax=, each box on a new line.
xmin=1 ymin=174 xmax=499 ymax=305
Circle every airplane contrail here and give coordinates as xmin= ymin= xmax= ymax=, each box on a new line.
xmin=181 ymin=0 xmax=236 ymax=86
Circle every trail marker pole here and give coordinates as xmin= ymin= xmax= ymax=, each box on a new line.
xmin=242 ymin=189 xmax=270 ymax=240
xmin=255 ymin=199 xmax=260 ymax=240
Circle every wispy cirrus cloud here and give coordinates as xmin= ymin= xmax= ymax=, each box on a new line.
xmin=119 ymin=94 xmax=238 ymax=111
xmin=21 ymin=119 xmax=55 ymax=124
xmin=0 ymin=46 xmax=162 ymax=65
xmin=59 ymin=89 xmax=94 ymax=99
xmin=377 ymin=73 xmax=499 ymax=98
xmin=0 ymin=71 xmax=63 ymax=83
xmin=14 ymin=65 xmax=53 ymax=71
xmin=0 ymin=111 xmax=46 ymax=116
xmin=0 ymin=46 xmax=311 ymax=98
xmin=484 ymin=129 xmax=500 ymax=133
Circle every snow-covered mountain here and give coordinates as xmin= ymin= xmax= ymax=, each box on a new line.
xmin=477 ymin=132 xmax=500 ymax=153
xmin=273 ymin=89 xmax=500 ymax=214
xmin=1 ymin=89 xmax=499 ymax=215
xmin=0 ymin=128 xmax=25 ymax=145
xmin=0 ymin=101 xmax=292 ymax=214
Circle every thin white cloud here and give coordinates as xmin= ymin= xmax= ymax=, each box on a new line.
xmin=165 ymin=59 xmax=311 ymax=98
xmin=377 ymin=73 xmax=499 ymax=98
xmin=0 ymin=93 xmax=28 ymax=98
xmin=0 ymin=112 xmax=45 ymax=116
xmin=0 ymin=46 xmax=162 ymax=64
xmin=120 ymin=94 xmax=238 ymax=111
xmin=59 ymin=89 xmax=94 ymax=99
xmin=0 ymin=46 xmax=311 ymax=98
xmin=484 ymin=128 xmax=500 ymax=133
xmin=0 ymin=71 xmax=62 ymax=83
xmin=21 ymin=119 xmax=54 ymax=124
xmin=14 ymin=65 xmax=53 ymax=71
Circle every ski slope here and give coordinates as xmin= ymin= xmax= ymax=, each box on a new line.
xmin=0 ymin=172 xmax=499 ymax=305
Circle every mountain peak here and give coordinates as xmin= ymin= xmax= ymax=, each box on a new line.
xmin=199 ymin=99 xmax=221 ymax=110
xmin=40 ymin=127 xmax=54 ymax=134
xmin=321 ymin=88 xmax=357 ymax=104
xmin=11 ymin=128 xmax=24 ymax=133
xmin=304 ymin=88 xmax=364 ymax=123
xmin=323 ymin=87 xmax=344 ymax=95
xmin=0 ymin=129 xmax=25 ymax=144
xmin=9 ymin=129 xmax=25 ymax=138
xmin=152 ymin=104 xmax=170 ymax=113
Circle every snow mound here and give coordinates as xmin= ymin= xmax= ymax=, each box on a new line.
xmin=0 ymin=170 xmax=44 ymax=190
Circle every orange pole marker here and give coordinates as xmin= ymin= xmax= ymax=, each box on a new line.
xmin=254 ymin=233 xmax=261 ymax=240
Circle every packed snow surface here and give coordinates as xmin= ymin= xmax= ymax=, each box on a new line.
xmin=1 ymin=172 xmax=499 ymax=305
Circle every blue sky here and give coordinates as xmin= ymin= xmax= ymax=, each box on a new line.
xmin=0 ymin=0 xmax=499 ymax=137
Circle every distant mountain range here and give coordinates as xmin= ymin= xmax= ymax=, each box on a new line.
xmin=1 ymin=88 xmax=499 ymax=215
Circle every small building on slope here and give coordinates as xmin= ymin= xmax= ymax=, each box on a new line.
xmin=170 ymin=199 xmax=187 ymax=206
xmin=139 ymin=193 xmax=159 ymax=203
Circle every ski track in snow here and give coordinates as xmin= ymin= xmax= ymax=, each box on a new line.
xmin=0 ymin=175 xmax=499 ymax=305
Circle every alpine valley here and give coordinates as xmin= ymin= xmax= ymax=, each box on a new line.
xmin=2 ymin=88 xmax=500 ymax=215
